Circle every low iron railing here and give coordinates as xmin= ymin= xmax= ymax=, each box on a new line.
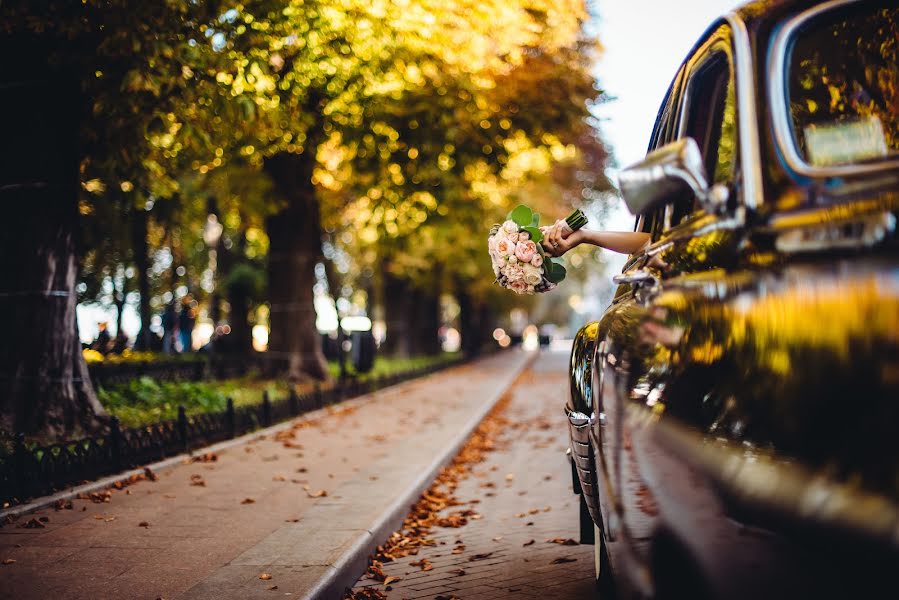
xmin=1 ymin=356 xmax=468 ymax=507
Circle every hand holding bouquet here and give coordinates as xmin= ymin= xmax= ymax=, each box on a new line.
xmin=488 ymin=205 xmax=588 ymax=295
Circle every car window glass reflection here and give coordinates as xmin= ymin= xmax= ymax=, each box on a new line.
xmin=788 ymin=6 xmax=899 ymax=166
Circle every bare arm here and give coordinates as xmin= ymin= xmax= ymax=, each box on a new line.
xmin=541 ymin=219 xmax=650 ymax=257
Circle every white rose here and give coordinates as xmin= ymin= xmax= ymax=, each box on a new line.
xmin=522 ymin=264 xmax=542 ymax=286
xmin=488 ymin=236 xmax=497 ymax=252
xmin=526 ymin=284 xmax=535 ymax=294
xmin=508 ymin=255 xmax=518 ymax=264
xmin=493 ymin=264 xmax=500 ymax=276
xmin=502 ymin=220 xmax=519 ymax=234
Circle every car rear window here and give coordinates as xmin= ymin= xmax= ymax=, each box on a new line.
xmin=787 ymin=6 xmax=899 ymax=167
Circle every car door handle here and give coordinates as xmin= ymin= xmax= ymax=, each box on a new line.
xmin=613 ymin=269 xmax=656 ymax=285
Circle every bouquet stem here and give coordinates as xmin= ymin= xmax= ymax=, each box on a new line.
xmin=565 ymin=209 xmax=588 ymax=232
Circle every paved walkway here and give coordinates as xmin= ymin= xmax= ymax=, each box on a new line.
xmin=0 ymin=351 xmax=530 ymax=600
xmin=348 ymin=350 xmax=598 ymax=600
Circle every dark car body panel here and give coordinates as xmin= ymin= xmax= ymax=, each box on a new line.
xmin=566 ymin=1 xmax=899 ymax=597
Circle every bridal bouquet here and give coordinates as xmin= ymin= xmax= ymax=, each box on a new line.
xmin=488 ymin=205 xmax=588 ymax=295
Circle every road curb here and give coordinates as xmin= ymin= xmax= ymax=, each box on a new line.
xmin=303 ymin=350 xmax=535 ymax=600
xmin=0 ymin=372 xmax=446 ymax=522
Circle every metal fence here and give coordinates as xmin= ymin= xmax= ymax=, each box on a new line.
xmin=1 ymin=356 xmax=468 ymax=506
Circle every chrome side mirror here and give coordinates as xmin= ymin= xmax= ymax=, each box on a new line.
xmin=618 ymin=138 xmax=728 ymax=216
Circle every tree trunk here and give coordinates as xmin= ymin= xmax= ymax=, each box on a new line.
xmin=410 ymin=287 xmax=441 ymax=356
xmin=227 ymin=291 xmax=254 ymax=354
xmin=457 ymin=288 xmax=483 ymax=357
xmin=0 ymin=78 xmax=106 ymax=438
xmin=131 ymin=208 xmax=153 ymax=350
xmin=382 ymin=271 xmax=414 ymax=358
xmin=264 ymin=152 xmax=330 ymax=381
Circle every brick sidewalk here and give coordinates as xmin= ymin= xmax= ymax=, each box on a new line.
xmin=0 ymin=351 xmax=528 ymax=600
xmin=348 ymin=349 xmax=599 ymax=600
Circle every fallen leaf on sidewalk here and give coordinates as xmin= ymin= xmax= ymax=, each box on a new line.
xmin=241 ymin=498 xmax=256 ymax=504
xmin=267 ymin=585 xmax=278 ymax=591
xmin=189 ymin=474 xmax=206 ymax=487
xmin=505 ymin=473 xmax=515 ymax=481
xmin=451 ymin=544 xmax=466 ymax=554
xmin=547 ymin=538 xmax=578 ymax=546
xmin=2 ymin=559 xmax=16 ymax=565
xmin=434 ymin=595 xmax=461 ymax=600
xmin=18 ymin=518 xmax=44 ymax=529
xmin=523 ymin=539 xmax=535 ymax=546
xmin=273 ymin=475 xmax=286 ymax=482
xmin=409 ymin=558 xmax=433 ymax=571
xmin=468 ymin=552 xmax=494 ymax=562
xmin=191 ymin=453 xmax=218 ymax=463
xmin=492 ymin=536 xmax=503 ymax=542
xmin=551 ymin=557 xmax=577 ymax=564
xmin=450 ymin=568 xmax=466 ymax=576
xmin=296 ymin=467 xmax=308 ymax=473
xmin=382 ymin=576 xmax=401 ymax=586
xmin=259 ymin=573 xmax=272 ymax=580
xmin=306 ymin=489 xmax=328 ymax=498
xmin=144 ymin=467 xmax=159 ymax=481
xmin=54 ymin=499 xmax=73 ymax=510
xmin=138 ymin=521 xmax=150 ymax=528
xmin=343 ymin=588 xmax=387 ymax=600
xmin=515 ymin=512 xmax=526 ymax=518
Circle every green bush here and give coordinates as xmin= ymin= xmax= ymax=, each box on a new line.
xmin=98 ymin=377 xmax=229 ymax=428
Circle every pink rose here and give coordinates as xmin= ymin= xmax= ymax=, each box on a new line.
xmin=514 ymin=240 xmax=537 ymax=263
xmin=531 ymin=255 xmax=543 ymax=267
xmin=496 ymin=238 xmax=515 ymax=256
xmin=518 ymin=232 xmax=530 ymax=242
xmin=509 ymin=279 xmax=528 ymax=294
xmin=488 ymin=236 xmax=497 ymax=252
xmin=504 ymin=264 xmax=524 ymax=281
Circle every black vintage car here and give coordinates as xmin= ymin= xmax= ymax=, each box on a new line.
xmin=566 ymin=1 xmax=898 ymax=598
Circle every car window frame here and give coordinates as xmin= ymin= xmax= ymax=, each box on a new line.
xmin=641 ymin=23 xmax=740 ymax=243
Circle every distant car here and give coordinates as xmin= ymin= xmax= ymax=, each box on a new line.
xmin=566 ymin=1 xmax=898 ymax=598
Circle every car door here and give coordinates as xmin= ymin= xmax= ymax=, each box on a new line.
xmin=595 ymin=21 xmax=749 ymax=591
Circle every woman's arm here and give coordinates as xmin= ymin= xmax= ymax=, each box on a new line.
xmin=541 ymin=220 xmax=650 ymax=257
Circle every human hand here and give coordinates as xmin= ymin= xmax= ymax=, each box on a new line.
xmin=542 ymin=227 xmax=583 ymax=257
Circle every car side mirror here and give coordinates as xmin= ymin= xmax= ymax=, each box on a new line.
xmin=617 ymin=138 xmax=728 ymax=216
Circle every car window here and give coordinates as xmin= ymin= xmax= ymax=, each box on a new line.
xmin=670 ymin=29 xmax=738 ymax=229
xmin=684 ymin=50 xmax=737 ymax=186
xmin=637 ymin=69 xmax=684 ymax=236
xmin=787 ymin=6 xmax=899 ymax=167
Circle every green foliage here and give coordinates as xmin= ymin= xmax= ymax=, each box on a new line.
xmin=509 ymin=205 xmax=534 ymax=227
xmin=225 ymin=262 xmax=266 ymax=303
xmin=98 ymin=377 xmax=229 ymax=428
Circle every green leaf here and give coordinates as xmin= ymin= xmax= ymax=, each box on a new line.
xmin=530 ymin=212 xmax=541 ymax=227
xmin=522 ymin=226 xmax=543 ymax=243
xmin=544 ymin=260 xmax=567 ymax=284
xmin=509 ymin=205 xmax=533 ymax=226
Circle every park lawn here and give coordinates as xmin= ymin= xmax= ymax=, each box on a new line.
xmin=101 ymin=352 xmax=460 ymax=429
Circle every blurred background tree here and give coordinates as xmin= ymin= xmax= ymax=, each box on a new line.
xmin=0 ymin=0 xmax=612 ymax=438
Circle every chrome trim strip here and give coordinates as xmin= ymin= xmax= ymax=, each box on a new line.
xmin=769 ymin=0 xmax=899 ymax=178
xmin=725 ymin=12 xmax=763 ymax=209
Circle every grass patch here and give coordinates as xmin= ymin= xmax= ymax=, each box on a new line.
xmin=99 ymin=352 xmax=459 ymax=428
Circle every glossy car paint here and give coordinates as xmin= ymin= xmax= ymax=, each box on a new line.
xmin=566 ymin=1 xmax=899 ymax=598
